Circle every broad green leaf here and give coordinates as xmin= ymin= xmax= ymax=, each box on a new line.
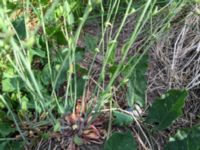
xmin=72 ymin=65 xmax=87 ymax=98
xmin=109 ymin=65 xmax=118 ymax=77
xmin=2 ymin=68 xmax=24 ymax=92
xmin=74 ymin=76 xmax=85 ymax=98
xmin=30 ymin=49 xmax=46 ymax=58
xmin=49 ymin=48 xmax=84 ymax=92
xmin=126 ymin=55 xmax=148 ymax=107
xmin=0 ymin=122 xmax=16 ymax=137
xmin=103 ymin=131 xmax=137 ymax=150
xmin=12 ymin=17 xmax=26 ymax=40
xmin=0 ymin=142 xmax=7 ymax=150
xmin=2 ymin=77 xmax=24 ymax=92
xmin=75 ymin=47 xmax=85 ymax=62
xmin=146 ymin=89 xmax=188 ymax=130
xmin=164 ymin=125 xmax=200 ymax=150
xmin=46 ymin=26 xmax=66 ymax=45
xmin=2 ymin=68 xmax=15 ymax=79
xmin=54 ymin=62 xmax=69 ymax=91
xmin=113 ymin=111 xmax=134 ymax=126
xmin=20 ymin=96 xmax=29 ymax=111
xmin=40 ymin=65 xmax=52 ymax=86
xmin=28 ymin=49 xmax=46 ymax=63
xmin=3 ymin=1 xmax=18 ymax=10
xmin=84 ymin=33 xmax=98 ymax=51
xmin=64 ymin=1 xmax=74 ymax=25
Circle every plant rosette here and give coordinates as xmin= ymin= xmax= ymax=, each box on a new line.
xmin=64 ymin=97 xmax=106 ymax=145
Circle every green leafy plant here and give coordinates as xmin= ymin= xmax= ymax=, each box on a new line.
xmin=103 ymin=131 xmax=137 ymax=150
xmin=126 ymin=55 xmax=148 ymax=107
xmin=113 ymin=110 xmax=134 ymax=126
xmin=146 ymin=89 xmax=188 ymax=130
xmin=164 ymin=125 xmax=200 ymax=150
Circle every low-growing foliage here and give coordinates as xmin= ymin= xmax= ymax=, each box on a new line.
xmin=113 ymin=110 xmax=134 ymax=126
xmin=146 ymin=89 xmax=188 ymax=130
xmin=0 ymin=0 xmax=199 ymax=149
xmin=103 ymin=131 xmax=137 ymax=150
xmin=164 ymin=125 xmax=200 ymax=150
xmin=126 ymin=55 xmax=149 ymax=107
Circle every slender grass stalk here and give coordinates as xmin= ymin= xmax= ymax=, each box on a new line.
xmin=117 ymin=1 xmax=186 ymax=90
xmin=107 ymin=0 xmax=154 ymax=90
xmin=24 ymin=0 xmax=30 ymax=39
xmin=108 ymin=0 xmax=121 ymax=39
xmin=10 ymin=39 xmax=56 ymax=123
xmin=100 ymin=0 xmax=133 ymax=81
xmin=38 ymin=0 xmax=53 ymax=84
xmin=64 ymin=1 xmax=92 ymax=110
xmin=11 ymin=39 xmax=45 ymax=106
xmin=93 ymin=0 xmax=154 ymax=112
